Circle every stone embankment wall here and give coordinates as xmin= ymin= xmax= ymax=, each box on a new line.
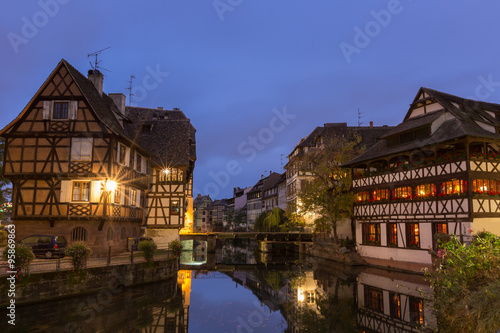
xmin=303 ymin=242 xmax=365 ymax=265
xmin=0 ymin=258 xmax=178 ymax=307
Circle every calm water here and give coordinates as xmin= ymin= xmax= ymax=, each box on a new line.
xmin=5 ymin=239 xmax=436 ymax=332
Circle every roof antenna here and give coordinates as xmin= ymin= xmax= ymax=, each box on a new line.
xmin=357 ymin=108 xmax=365 ymax=127
xmin=126 ymin=75 xmax=135 ymax=106
xmin=88 ymin=47 xmax=111 ymax=72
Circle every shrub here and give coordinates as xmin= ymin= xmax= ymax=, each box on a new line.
xmin=169 ymin=239 xmax=183 ymax=258
xmin=139 ymin=240 xmax=157 ymax=263
xmin=65 ymin=242 xmax=91 ymax=271
xmin=0 ymin=229 xmax=7 ymax=243
xmin=425 ymin=232 xmax=500 ymax=332
xmin=2 ymin=243 xmax=35 ymax=277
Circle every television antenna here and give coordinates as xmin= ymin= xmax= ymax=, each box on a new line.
xmin=126 ymin=75 xmax=135 ymax=106
xmin=357 ymin=108 xmax=365 ymax=127
xmin=88 ymin=47 xmax=111 ymax=72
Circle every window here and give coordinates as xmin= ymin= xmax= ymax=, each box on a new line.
xmin=171 ymin=200 xmax=180 ymax=215
xmin=409 ymin=297 xmax=424 ymax=325
xmin=118 ymin=143 xmax=127 ymax=165
xmin=71 ymin=227 xmax=87 ymax=241
xmin=416 ymin=184 xmax=436 ymax=198
xmin=387 ymin=223 xmax=398 ymax=247
xmin=362 ymin=223 xmax=381 ymax=245
xmin=72 ymin=181 xmax=90 ymax=201
xmin=107 ymin=227 xmax=113 ymax=241
xmin=71 ymin=138 xmax=92 ymax=161
xmin=53 ymin=102 xmax=68 ymax=119
xmin=407 ymin=223 xmax=420 ymax=248
xmin=433 ymin=223 xmax=448 ymax=250
xmin=372 ymin=189 xmax=389 ymax=201
xmin=364 ymin=286 xmax=383 ymax=313
xmin=136 ymin=153 xmax=142 ymax=172
xmin=114 ymin=185 xmax=121 ymax=204
xmin=158 ymin=168 xmax=184 ymax=182
xmin=389 ymin=292 xmax=401 ymax=319
xmin=440 ymin=179 xmax=466 ymax=196
xmin=306 ymin=291 xmax=315 ymax=304
xmin=472 ymin=179 xmax=500 ymax=193
xmin=393 ymin=186 xmax=412 ymax=200
xmin=130 ymin=188 xmax=137 ymax=206
xmin=356 ymin=191 xmax=370 ymax=202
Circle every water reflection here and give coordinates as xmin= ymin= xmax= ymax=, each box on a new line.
xmin=8 ymin=239 xmax=436 ymax=332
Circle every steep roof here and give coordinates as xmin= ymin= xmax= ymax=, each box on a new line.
xmin=344 ymin=87 xmax=500 ymax=166
xmin=193 ymin=194 xmax=212 ymax=208
xmin=124 ymin=107 xmax=197 ymax=167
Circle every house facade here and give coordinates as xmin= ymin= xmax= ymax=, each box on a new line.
xmin=193 ymin=194 xmax=212 ymax=232
xmin=0 ymin=59 xmax=196 ymax=255
xmin=345 ymin=87 xmax=500 ymax=269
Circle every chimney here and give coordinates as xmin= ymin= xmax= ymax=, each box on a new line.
xmin=370 ymin=121 xmax=373 ymax=128
xmin=88 ymin=70 xmax=104 ymax=97
xmin=109 ymin=93 xmax=126 ymax=115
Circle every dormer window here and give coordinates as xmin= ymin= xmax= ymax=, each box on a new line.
xmin=142 ymin=124 xmax=152 ymax=132
xmin=53 ymin=102 xmax=68 ymax=119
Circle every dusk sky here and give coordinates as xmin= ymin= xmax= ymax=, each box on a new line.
xmin=2 ymin=1 xmax=500 ymax=199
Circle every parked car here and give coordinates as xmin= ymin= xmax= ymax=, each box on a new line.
xmin=18 ymin=235 xmax=68 ymax=259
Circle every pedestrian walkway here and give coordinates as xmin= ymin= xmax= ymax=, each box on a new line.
xmin=0 ymin=249 xmax=172 ymax=276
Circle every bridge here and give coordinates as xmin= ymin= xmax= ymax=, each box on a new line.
xmin=180 ymin=232 xmax=313 ymax=242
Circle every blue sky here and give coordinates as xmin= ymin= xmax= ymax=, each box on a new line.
xmin=2 ymin=1 xmax=500 ymax=198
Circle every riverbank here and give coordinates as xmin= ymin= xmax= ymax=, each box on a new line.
xmin=0 ymin=257 xmax=178 ymax=307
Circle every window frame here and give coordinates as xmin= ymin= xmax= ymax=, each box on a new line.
xmin=130 ymin=188 xmax=137 ymax=207
xmin=53 ymin=101 xmax=69 ymax=120
xmin=364 ymin=286 xmax=384 ymax=313
xmin=409 ymin=296 xmax=425 ymax=325
xmin=387 ymin=223 xmax=398 ymax=247
xmin=171 ymin=200 xmax=180 ymax=215
xmin=72 ymin=181 xmax=90 ymax=202
xmin=362 ymin=223 xmax=381 ymax=245
xmin=406 ymin=223 xmax=420 ymax=248
xmin=389 ymin=292 xmax=401 ymax=319
xmin=71 ymin=137 xmax=93 ymax=161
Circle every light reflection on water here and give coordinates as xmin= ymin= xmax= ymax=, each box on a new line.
xmin=7 ymin=239 xmax=436 ymax=332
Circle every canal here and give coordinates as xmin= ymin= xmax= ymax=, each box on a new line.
xmin=7 ymin=239 xmax=436 ymax=332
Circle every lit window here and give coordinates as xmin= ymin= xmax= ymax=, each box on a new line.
xmin=114 ymin=185 xmax=121 ymax=204
xmin=53 ymin=102 xmax=68 ymax=119
xmin=387 ymin=223 xmax=398 ymax=247
xmin=72 ymin=181 xmax=90 ymax=201
xmin=409 ymin=297 xmax=424 ymax=325
xmin=372 ymin=189 xmax=389 ymax=201
xmin=159 ymin=168 xmax=184 ymax=182
xmin=416 ymin=184 xmax=436 ymax=197
xmin=356 ymin=191 xmax=370 ymax=202
xmin=364 ymin=286 xmax=383 ymax=313
xmin=390 ymin=292 xmax=401 ymax=319
xmin=440 ymin=179 xmax=466 ymax=196
xmin=392 ymin=186 xmax=412 ymax=199
xmin=407 ymin=223 xmax=420 ymax=248
xmin=171 ymin=200 xmax=180 ymax=215
xmin=362 ymin=223 xmax=381 ymax=245
xmin=472 ymin=179 xmax=500 ymax=193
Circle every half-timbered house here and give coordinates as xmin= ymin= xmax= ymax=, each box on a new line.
xmin=0 ymin=59 xmax=196 ymax=255
xmin=345 ymin=87 xmax=500 ymax=269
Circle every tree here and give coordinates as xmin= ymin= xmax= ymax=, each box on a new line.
xmin=424 ymin=232 xmax=500 ymax=332
xmin=225 ymin=207 xmax=246 ymax=231
xmin=298 ymin=133 xmax=364 ymax=242
xmin=0 ymin=138 xmax=12 ymax=221
xmin=254 ymin=208 xmax=286 ymax=232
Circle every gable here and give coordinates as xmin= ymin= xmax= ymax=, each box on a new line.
xmin=407 ymin=90 xmax=446 ymax=119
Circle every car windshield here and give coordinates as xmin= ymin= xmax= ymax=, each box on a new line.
xmin=56 ymin=236 xmax=68 ymax=243
xmin=20 ymin=236 xmax=39 ymax=244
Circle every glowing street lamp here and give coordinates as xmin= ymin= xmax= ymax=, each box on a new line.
xmin=105 ymin=180 xmax=117 ymax=192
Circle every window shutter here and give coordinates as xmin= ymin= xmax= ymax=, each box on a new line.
xmin=137 ymin=190 xmax=141 ymax=207
xmin=43 ymin=101 xmax=51 ymax=119
xmin=125 ymin=147 xmax=130 ymax=166
xmin=68 ymin=101 xmax=78 ymax=119
xmin=60 ymin=181 xmax=72 ymax=202
xmin=90 ymin=181 xmax=102 ymax=203
xmin=142 ymin=158 xmax=147 ymax=174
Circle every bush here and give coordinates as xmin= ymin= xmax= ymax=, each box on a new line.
xmin=2 ymin=243 xmax=35 ymax=277
xmin=425 ymin=231 xmax=500 ymax=332
xmin=139 ymin=240 xmax=157 ymax=263
xmin=65 ymin=242 xmax=91 ymax=271
xmin=169 ymin=239 xmax=183 ymax=258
